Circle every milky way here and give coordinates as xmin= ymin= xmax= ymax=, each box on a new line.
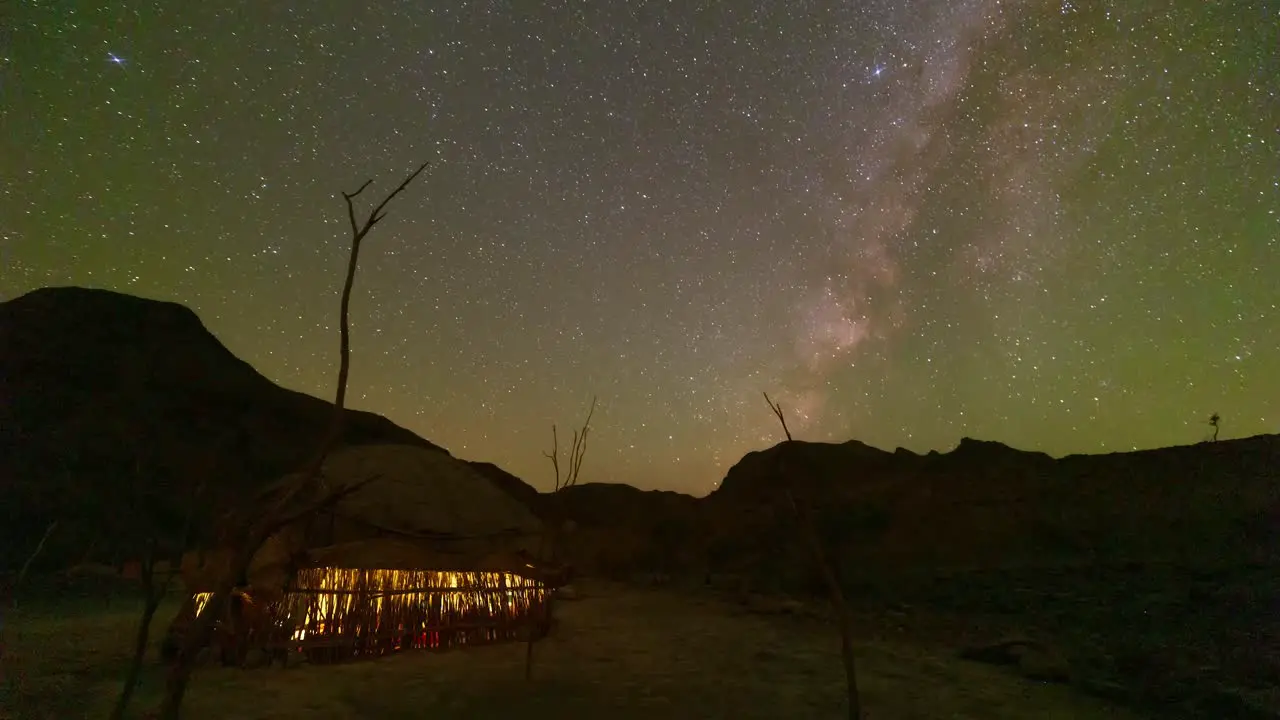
xmin=4 ymin=0 xmax=1277 ymax=493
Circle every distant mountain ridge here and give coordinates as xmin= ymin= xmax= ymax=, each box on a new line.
xmin=701 ymin=432 xmax=1278 ymax=570
xmin=4 ymin=286 xmax=1277 ymax=581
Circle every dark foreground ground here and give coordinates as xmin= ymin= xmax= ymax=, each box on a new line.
xmin=3 ymin=581 xmax=1142 ymax=720
xmin=838 ymin=562 xmax=1280 ymax=719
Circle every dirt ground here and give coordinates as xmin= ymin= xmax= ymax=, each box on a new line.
xmin=3 ymin=582 xmax=1139 ymax=719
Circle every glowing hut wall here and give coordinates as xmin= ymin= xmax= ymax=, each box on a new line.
xmin=191 ymin=567 xmax=546 ymax=661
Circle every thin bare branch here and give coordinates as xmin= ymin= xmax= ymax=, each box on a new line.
xmin=273 ymin=474 xmax=380 ymax=530
xmin=763 ymin=390 xmax=860 ymax=720
xmin=12 ymin=520 xmax=59 ymax=604
xmin=360 ymin=161 xmax=430 ymax=234
xmin=342 ymin=190 xmax=364 ymax=237
xmin=565 ymin=396 xmax=596 ymax=488
xmin=763 ymin=392 xmax=792 ymax=441
xmin=344 ymin=178 xmax=374 ymax=198
xmin=543 ymin=425 xmax=561 ymax=491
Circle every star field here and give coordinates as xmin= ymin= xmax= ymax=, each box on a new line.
xmin=4 ymin=0 xmax=1277 ymax=494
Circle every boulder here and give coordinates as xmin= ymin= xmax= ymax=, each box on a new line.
xmin=959 ymin=639 xmax=1072 ymax=683
xmin=744 ymin=594 xmax=812 ymax=617
xmin=554 ymin=584 xmax=582 ymax=601
xmin=242 ymin=648 xmax=271 ymax=670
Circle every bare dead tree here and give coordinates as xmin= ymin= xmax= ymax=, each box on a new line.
xmin=543 ymin=396 xmax=597 ymax=497
xmin=763 ymin=392 xmax=792 ymax=441
xmin=156 ymin=162 xmax=429 ymax=720
xmin=322 ymin=163 xmax=430 ymax=453
xmin=109 ymin=540 xmax=168 ymax=720
xmin=1208 ymin=412 xmax=1221 ymax=442
xmin=763 ymin=392 xmax=861 ymax=720
xmin=526 ymin=396 xmax=596 ymax=680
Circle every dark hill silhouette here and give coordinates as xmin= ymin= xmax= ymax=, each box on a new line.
xmin=700 ymin=433 xmax=1277 ymax=573
xmin=467 ymin=461 xmax=541 ymax=508
xmin=693 ymin=435 xmax=1280 ymax=719
xmin=0 ymin=287 xmax=541 ymax=571
xmin=521 ymin=430 xmax=1278 ymax=587
xmin=7 ymin=286 xmax=1275 ymax=580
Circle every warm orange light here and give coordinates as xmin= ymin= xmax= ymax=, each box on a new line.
xmin=290 ymin=568 xmax=543 ymax=641
xmin=188 ymin=568 xmax=546 ymax=650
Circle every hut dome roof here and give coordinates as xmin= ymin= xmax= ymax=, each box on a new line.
xmin=301 ymin=538 xmax=536 ymax=574
xmin=290 ymin=443 xmax=544 ymax=539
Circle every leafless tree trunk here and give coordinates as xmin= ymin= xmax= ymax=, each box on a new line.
xmin=109 ymin=470 xmax=207 ymax=720
xmin=763 ymin=393 xmax=861 ymax=720
xmin=109 ymin=541 xmax=170 ymax=720
xmin=525 ymin=396 xmax=596 ymax=680
xmin=321 ymin=164 xmax=429 ymax=452
xmin=156 ymin=162 xmax=429 ymax=720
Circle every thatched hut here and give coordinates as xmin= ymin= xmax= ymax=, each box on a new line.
xmin=167 ymin=444 xmax=563 ymax=665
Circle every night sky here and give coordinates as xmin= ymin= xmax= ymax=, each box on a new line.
xmin=4 ymin=1 xmax=1277 ymax=494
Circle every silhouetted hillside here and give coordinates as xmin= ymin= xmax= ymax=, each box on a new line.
xmin=546 ymin=482 xmax=703 ymax=576
xmin=0 ymin=287 xmax=449 ymax=570
xmin=8 ymin=287 xmax=1275 ymax=583
xmin=701 ymin=434 xmax=1278 ymax=575
xmin=697 ymin=435 xmax=1280 ymax=719
xmin=466 ymin=461 xmax=541 ymax=508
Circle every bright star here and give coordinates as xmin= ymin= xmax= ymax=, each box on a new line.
xmin=108 ymin=53 xmax=126 ymax=66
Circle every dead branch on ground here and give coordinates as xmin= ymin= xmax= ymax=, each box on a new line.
xmin=9 ymin=520 xmax=58 ymax=607
xmin=763 ymin=392 xmax=861 ymax=720
xmin=156 ymin=162 xmax=429 ymax=720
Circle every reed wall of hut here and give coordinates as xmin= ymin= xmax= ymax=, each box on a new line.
xmin=186 ymin=565 xmax=546 ymax=664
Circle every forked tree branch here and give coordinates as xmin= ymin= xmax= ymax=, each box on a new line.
xmin=763 ymin=392 xmax=792 ymax=442
xmin=343 ymin=161 xmax=429 ymax=234
xmin=542 ymin=426 xmax=561 ymax=491
xmin=566 ymin=397 xmax=596 ymax=489
xmin=540 ymin=396 xmax=596 ymax=493
xmin=323 ymin=161 xmax=431 ymax=464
